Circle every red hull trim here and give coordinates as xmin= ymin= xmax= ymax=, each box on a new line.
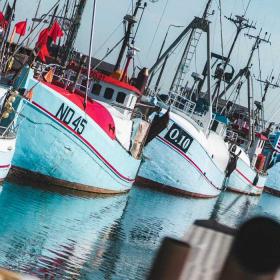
xmin=0 ymin=165 xmax=10 ymax=169
xmin=235 ymin=168 xmax=263 ymax=190
xmin=136 ymin=176 xmax=219 ymax=199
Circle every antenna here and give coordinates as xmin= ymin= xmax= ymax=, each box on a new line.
xmin=224 ymin=14 xmax=256 ymax=62
xmin=256 ymin=72 xmax=280 ymax=103
xmin=208 ymin=14 xmax=256 ymax=102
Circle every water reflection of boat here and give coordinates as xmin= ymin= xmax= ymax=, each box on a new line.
xmin=0 ymin=181 xmax=127 ymax=279
xmin=82 ymin=185 xmax=218 ymax=279
xmin=212 ymin=191 xmax=260 ymax=229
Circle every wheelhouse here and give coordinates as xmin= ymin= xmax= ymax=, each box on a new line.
xmin=65 ymin=70 xmax=140 ymax=118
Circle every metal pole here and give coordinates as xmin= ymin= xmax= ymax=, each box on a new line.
xmin=62 ymin=0 xmax=87 ymax=65
xmin=148 ymin=24 xmax=183 ymax=87
xmin=10 ymin=1 xmax=60 ymax=57
xmin=206 ymin=22 xmax=212 ymax=132
xmin=114 ymin=0 xmax=142 ymax=72
xmin=26 ymin=0 xmax=42 ymax=47
xmin=154 ymin=54 xmax=169 ymax=91
xmin=84 ymin=0 xmax=97 ymax=109
xmin=150 ymin=17 xmax=205 ymax=75
xmin=0 ymin=0 xmax=17 ymax=72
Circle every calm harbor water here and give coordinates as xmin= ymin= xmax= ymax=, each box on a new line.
xmin=0 ymin=181 xmax=279 ymax=279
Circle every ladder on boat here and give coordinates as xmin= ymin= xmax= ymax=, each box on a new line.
xmin=170 ymin=0 xmax=214 ymax=95
xmin=170 ymin=29 xmax=203 ymax=94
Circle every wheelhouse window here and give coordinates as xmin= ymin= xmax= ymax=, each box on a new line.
xmin=81 ymin=79 xmax=87 ymax=91
xmin=104 ymin=88 xmax=114 ymax=100
xmin=92 ymin=83 xmax=102 ymax=96
xmin=69 ymin=75 xmax=76 ymax=82
xmin=116 ymin=92 xmax=126 ymax=104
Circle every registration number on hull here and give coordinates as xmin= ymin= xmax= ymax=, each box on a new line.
xmin=164 ymin=123 xmax=193 ymax=153
xmin=55 ymin=103 xmax=87 ymax=135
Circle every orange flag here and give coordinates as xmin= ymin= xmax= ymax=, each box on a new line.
xmin=44 ymin=69 xmax=54 ymax=83
xmin=25 ymin=90 xmax=33 ymax=101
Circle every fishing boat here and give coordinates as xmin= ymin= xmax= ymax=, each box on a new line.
xmin=219 ymin=27 xmax=274 ymax=196
xmin=137 ymin=2 xmax=230 ymax=198
xmin=2 ymin=0 xmax=160 ymax=194
xmin=138 ymin=3 xmax=271 ymax=197
xmin=138 ymin=104 xmax=230 ymax=198
xmin=224 ymin=124 xmax=268 ymax=196
xmin=263 ymin=128 xmax=280 ymax=195
xmin=0 ymin=86 xmax=16 ymax=183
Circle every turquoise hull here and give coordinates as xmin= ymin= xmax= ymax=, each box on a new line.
xmin=12 ymin=77 xmax=141 ymax=193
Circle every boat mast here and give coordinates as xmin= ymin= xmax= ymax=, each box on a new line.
xmin=219 ymin=30 xmax=271 ymax=148
xmin=114 ymin=0 xmax=143 ymax=72
xmin=255 ymin=73 xmax=280 ymax=130
xmin=169 ymin=0 xmax=213 ymax=94
xmin=219 ymin=30 xmax=271 ymax=100
xmin=26 ymin=0 xmax=42 ymax=47
xmin=84 ymin=0 xmax=97 ymax=109
xmin=244 ymin=31 xmax=271 ymax=149
xmin=0 ymin=0 xmax=17 ymax=72
xmin=61 ymin=0 xmax=87 ymax=65
xmin=211 ymin=15 xmax=256 ymax=102
xmin=148 ymin=17 xmax=212 ymax=131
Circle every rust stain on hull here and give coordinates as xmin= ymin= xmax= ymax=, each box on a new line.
xmin=7 ymin=166 xmax=129 ymax=196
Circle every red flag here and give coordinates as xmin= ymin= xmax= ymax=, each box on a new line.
xmin=36 ymin=28 xmax=49 ymax=48
xmin=15 ymin=20 xmax=27 ymax=36
xmin=0 ymin=12 xmax=4 ymax=22
xmin=0 ymin=11 xmax=7 ymax=28
xmin=37 ymin=44 xmax=49 ymax=63
xmin=49 ymin=21 xmax=63 ymax=44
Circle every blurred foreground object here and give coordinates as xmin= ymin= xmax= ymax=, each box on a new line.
xmin=0 ymin=268 xmax=40 ymax=280
xmin=149 ymin=217 xmax=280 ymax=279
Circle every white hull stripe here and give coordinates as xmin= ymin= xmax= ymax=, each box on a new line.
xmin=157 ymin=136 xmax=222 ymax=191
xmin=24 ymin=100 xmax=135 ymax=183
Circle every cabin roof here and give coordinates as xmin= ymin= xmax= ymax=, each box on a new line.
xmin=91 ymin=71 xmax=141 ymax=95
xmin=68 ymin=63 xmax=141 ymax=95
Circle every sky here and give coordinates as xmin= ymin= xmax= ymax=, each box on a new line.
xmin=3 ymin=0 xmax=280 ymax=122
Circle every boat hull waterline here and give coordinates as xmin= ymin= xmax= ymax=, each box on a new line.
xmin=11 ymin=74 xmax=141 ymax=193
xmin=0 ymin=137 xmax=16 ymax=183
xmin=226 ymin=159 xmax=266 ymax=196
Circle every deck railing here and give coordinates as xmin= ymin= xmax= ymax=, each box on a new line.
xmin=154 ymin=89 xmax=196 ymax=118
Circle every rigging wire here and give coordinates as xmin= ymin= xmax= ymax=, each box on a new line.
xmin=152 ymin=38 xmax=186 ymax=89
xmin=146 ymin=0 xmax=169 ymax=60
xmin=93 ymin=21 xmax=123 ymax=56
xmin=216 ymin=0 xmax=226 ymax=111
xmin=243 ymin=0 xmax=252 ymax=17
xmin=257 ymin=46 xmax=264 ymax=99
